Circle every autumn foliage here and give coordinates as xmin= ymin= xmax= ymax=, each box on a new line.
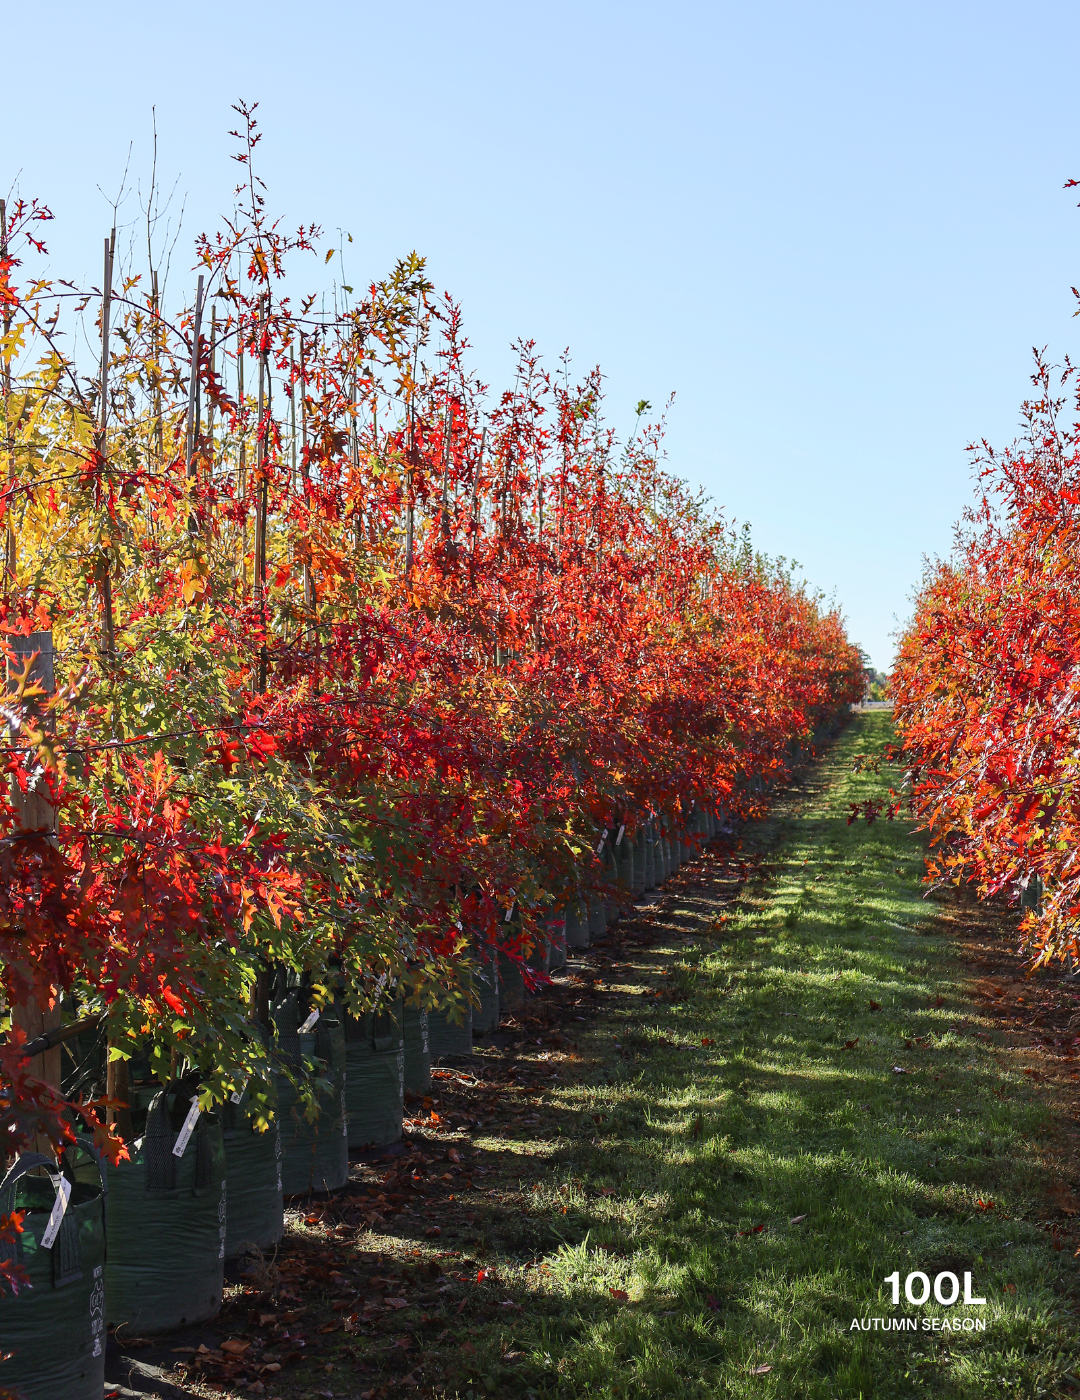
xmin=0 ymin=107 xmax=861 ymax=1163
xmin=893 ymin=347 xmax=1080 ymax=966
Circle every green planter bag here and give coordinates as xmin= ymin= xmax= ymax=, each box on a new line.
xmin=221 ymin=1095 xmax=283 ymax=1258
xmin=546 ymin=917 xmax=567 ymax=971
xmin=472 ymin=945 xmax=500 ymax=1032
xmin=105 ymin=1084 xmax=226 ymax=1333
xmin=345 ymin=1001 xmax=404 ymax=1150
xmin=275 ymin=1001 xmax=349 ymax=1195
xmin=631 ymin=832 xmax=647 ymax=895
xmin=403 ymin=1004 xmax=432 ymax=1095
xmin=0 ymin=1148 xmax=107 ymax=1400
xmin=643 ymin=821 xmax=657 ymax=890
xmin=526 ymin=927 xmax=551 ymax=977
xmin=565 ymin=896 xmax=589 ymax=950
xmin=427 ymin=999 xmax=473 ymax=1057
xmin=614 ymin=830 xmax=634 ymax=893
xmin=497 ymin=948 xmax=525 ymax=1012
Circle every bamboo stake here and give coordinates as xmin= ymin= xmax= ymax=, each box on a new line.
xmin=1 ymin=201 xmax=15 ymax=589
xmin=151 ymin=270 xmax=163 ymax=468
xmin=238 ymin=340 xmax=246 ymax=594
xmin=184 ymin=274 xmax=206 ymax=537
xmin=253 ymin=297 xmax=268 ymax=691
xmin=8 ymin=631 xmax=63 ymax=1146
xmin=289 ymin=345 xmax=297 ymax=495
xmin=350 ymin=366 xmax=362 ymax=551
xmin=469 ymin=427 xmax=484 ymax=589
xmin=300 ymin=333 xmax=314 ymax=628
xmin=97 ymin=229 xmax=116 ymax=661
xmin=205 ymin=306 xmax=218 ymax=469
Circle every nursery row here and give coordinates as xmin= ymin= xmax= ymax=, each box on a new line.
xmin=0 ymin=112 xmax=861 ymax=1396
xmin=893 ymin=351 xmax=1080 ymax=967
xmin=0 ymin=789 xmax=811 ymax=1400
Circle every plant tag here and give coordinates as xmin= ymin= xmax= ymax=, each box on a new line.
xmin=616 ymin=825 xmax=625 ymax=846
xmin=229 ymin=1075 xmax=248 ymax=1106
xmin=504 ymin=904 xmax=514 ymax=922
xmin=596 ymin=829 xmax=608 ymax=855
xmin=40 ymin=1174 xmax=72 ymax=1250
xmin=172 ymin=1096 xmax=201 ymax=1158
xmin=298 ymin=1009 xmax=320 ymax=1033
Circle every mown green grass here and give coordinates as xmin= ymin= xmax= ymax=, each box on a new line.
xmin=451 ymin=711 xmax=1080 ymax=1399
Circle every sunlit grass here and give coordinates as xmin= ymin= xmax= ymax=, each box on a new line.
xmin=438 ymin=712 xmax=1080 ymax=1398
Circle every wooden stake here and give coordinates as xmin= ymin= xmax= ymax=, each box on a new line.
xmin=106 ymin=1052 xmax=132 ymax=1143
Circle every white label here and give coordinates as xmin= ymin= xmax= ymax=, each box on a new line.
xmin=616 ymin=825 xmax=625 ymax=846
xmin=298 ymin=1008 xmax=320 ymax=1033
xmin=172 ymin=1096 xmax=202 ymax=1157
xmin=89 ymin=1267 xmax=104 ymax=1355
xmin=39 ymin=1174 xmax=72 ymax=1250
xmin=229 ymin=1075 xmax=248 ymax=1106
xmin=504 ymin=905 xmax=514 ymax=922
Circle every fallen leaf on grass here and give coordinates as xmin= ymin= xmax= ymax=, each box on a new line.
xmin=789 ymin=1214 xmax=806 ymax=1225
xmin=705 ymin=1294 xmax=720 ymax=1310
xmin=843 ymin=1038 xmax=859 ymax=1050
xmin=868 ymin=1000 xmax=882 ymax=1011
xmin=220 ymin=1339 xmax=250 ymax=1356
xmin=609 ymin=1288 xmax=629 ymax=1300
xmin=976 ymin=1199 xmax=995 ymax=1211
xmin=892 ymin=1065 xmax=906 ymax=1075
xmin=751 ymin=1363 xmax=772 ymax=1375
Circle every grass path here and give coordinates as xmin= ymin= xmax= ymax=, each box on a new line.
xmin=442 ymin=710 xmax=1080 ymax=1399
xmin=151 ymin=711 xmax=1080 ymax=1400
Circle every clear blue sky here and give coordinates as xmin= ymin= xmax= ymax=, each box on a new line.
xmin=8 ymin=1 xmax=1080 ymax=669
